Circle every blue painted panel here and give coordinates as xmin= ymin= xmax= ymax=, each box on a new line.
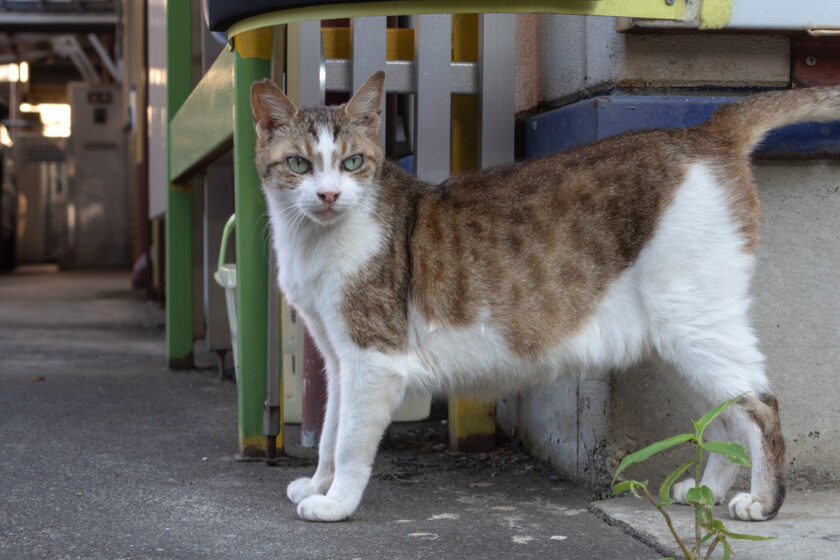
xmin=396 ymin=154 xmax=414 ymax=173
xmin=523 ymin=94 xmax=840 ymax=159
xmin=761 ymin=121 xmax=840 ymax=156
xmin=524 ymin=99 xmax=600 ymax=159
xmin=594 ymin=95 xmax=735 ymax=137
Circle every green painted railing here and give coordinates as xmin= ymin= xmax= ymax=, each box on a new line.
xmin=169 ymin=49 xmax=235 ymax=183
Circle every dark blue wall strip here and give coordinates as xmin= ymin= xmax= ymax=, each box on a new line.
xmin=522 ymin=94 xmax=840 ymax=160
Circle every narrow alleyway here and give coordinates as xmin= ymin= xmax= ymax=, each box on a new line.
xmin=0 ymin=268 xmax=660 ymax=559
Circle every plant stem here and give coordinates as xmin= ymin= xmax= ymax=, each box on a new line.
xmin=695 ymin=442 xmax=703 ymax=556
xmin=704 ymin=536 xmax=720 ymax=560
xmin=641 ymin=485 xmax=694 ymax=560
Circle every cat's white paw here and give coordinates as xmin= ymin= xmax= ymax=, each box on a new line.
xmin=297 ymin=494 xmax=353 ymax=522
xmin=672 ymin=480 xmax=724 ymax=505
xmin=287 ymin=477 xmax=320 ymax=504
xmin=728 ymin=492 xmax=771 ymax=521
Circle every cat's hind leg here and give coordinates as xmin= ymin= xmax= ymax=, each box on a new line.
xmin=659 ymin=327 xmax=785 ymax=521
xmin=641 ymin=159 xmax=784 ymax=520
xmin=673 ymin=389 xmax=786 ymax=522
xmin=726 ymin=392 xmax=786 ymax=521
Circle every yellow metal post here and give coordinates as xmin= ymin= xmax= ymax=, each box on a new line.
xmin=450 ymin=13 xmax=479 ymax=175
xmin=448 ymin=14 xmax=496 ymax=452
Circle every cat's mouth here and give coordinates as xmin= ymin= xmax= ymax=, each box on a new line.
xmin=309 ymin=206 xmax=343 ymax=224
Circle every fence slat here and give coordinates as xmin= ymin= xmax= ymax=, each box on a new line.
xmin=352 ymin=16 xmax=387 ymax=147
xmin=286 ymin=20 xmax=323 ymax=107
xmin=478 ymin=13 xmax=515 ymax=169
xmin=413 ymin=14 xmax=452 ymax=184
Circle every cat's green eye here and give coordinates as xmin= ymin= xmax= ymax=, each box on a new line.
xmin=342 ymin=154 xmax=364 ymax=172
xmin=287 ymin=156 xmax=311 ymax=174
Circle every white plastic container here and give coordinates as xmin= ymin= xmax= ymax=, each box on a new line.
xmin=214 ymin=215 xmax=240 ymax=383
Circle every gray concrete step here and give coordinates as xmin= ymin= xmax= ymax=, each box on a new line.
xmin=593 ymin=489 xmax=840 ymax=559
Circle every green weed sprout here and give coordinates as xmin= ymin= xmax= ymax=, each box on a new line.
xmin=612 ymin=395 xmax=775 ymax=559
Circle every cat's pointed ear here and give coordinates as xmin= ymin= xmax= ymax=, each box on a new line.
xmin=344 ymin=71 xmax=385 ymax=129
xmin=250 ymin=78 xmax=298 ymax=139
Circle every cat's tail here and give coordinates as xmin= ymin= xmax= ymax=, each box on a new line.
xmin=701 ymin=86 xmax=840 ymax=155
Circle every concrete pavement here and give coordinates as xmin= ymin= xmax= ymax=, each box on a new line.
xmin=2 ymin=268 xmax=837 ymax=559
xmin=0 ymin=268 xmax=657 ymax=559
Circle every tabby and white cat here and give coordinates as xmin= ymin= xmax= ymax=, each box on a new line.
xmin=250 ymin=71 xmax=840 ymax=522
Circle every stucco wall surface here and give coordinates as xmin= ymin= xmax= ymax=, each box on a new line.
xmin=515 ymin=16 xmax=791 ymax=114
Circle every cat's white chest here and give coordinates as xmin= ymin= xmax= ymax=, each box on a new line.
xmin=270 ymin=205 xmax=386 ymax=325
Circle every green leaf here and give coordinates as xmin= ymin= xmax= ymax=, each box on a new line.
xmin=630 ymin=480 xmax=648 ymax=498
xmin=685 ymin=485 xmax=716 ymax=507
xmin=722 ymin=538 xmax=732 ymax=560
xmin=658 ymin=459 xmax=697 ymax=503
xmin=612 ymin=480 xmax=638 ymax=495
xmin=711 ymin=520 xmax=728 ymax=533
xmin=726 ymin=532 xmax=777 ymax=541
xmin=694 ymin=394 xmax=746 ymax=438
xmin=712 ymin=519 xmax=777 ymax=541
xmin=701 ymin=441 xmax=751 ymax=467
xmin=613 ymin=479 xmax=648 ymax=498
xmin=691 ymin=419 xmax=701 ymax=435
xmin=613 ymin=433 xmax=695 ymax=482
xmin=695 ymin=504 xmax=713 ymax=528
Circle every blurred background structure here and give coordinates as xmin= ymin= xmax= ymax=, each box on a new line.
xmin=0 ymin=0 xmax=128 ymax=272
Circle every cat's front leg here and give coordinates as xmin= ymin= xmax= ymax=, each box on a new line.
xmin=286 ymin=366 xmax=338 ymax=502
xmin=296 ymin=352 xmax=405 ymax=522
xmin=287 ymin=324 xmax=340 ymax=504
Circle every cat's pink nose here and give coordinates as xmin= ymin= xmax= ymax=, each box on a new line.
xmin=318 ymin=191 xmax=340 ymax=204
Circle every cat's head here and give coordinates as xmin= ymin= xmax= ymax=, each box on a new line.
xmin=250 ymin=71 xmax=385 ymax=226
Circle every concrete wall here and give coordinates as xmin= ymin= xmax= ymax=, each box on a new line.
xmin=514 ymin=15 xmax=790 ymax=114
xmin=516 ymin=14 xmax=624 ymax=112
xmin=503 ymin=16 xmax=840 ymax=491
xmin=750 ymin=161 xmax=840 ymax=487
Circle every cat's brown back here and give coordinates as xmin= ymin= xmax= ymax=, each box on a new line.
xmin=410 ymin=129 xmax=710 ymax=358
xmin=344 ymin=86 xmax=840 ymax=357
xmin=341 ymin=126 xmax=758 ymax=359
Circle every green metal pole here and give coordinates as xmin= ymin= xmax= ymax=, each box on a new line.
xmin=165 ymin=0 xmax=193 ymax=369
xmin=232 ymin=28 xmax=273 ymax=455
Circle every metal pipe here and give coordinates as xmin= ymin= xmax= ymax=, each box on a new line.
xmin=51 ymin=35 xmax=100 ymax=82
xmin=264 ymin=247 xmax=282 ymax=463
xmin=301 ymin=329 xmax=326 ymax=448
xmin=0 ymin=13 xmax=118 ymax=27
xmin=87 ymin=32 xmax=122 ymax=83
xmin=324 ymin=59 xmax=478 ymax=95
